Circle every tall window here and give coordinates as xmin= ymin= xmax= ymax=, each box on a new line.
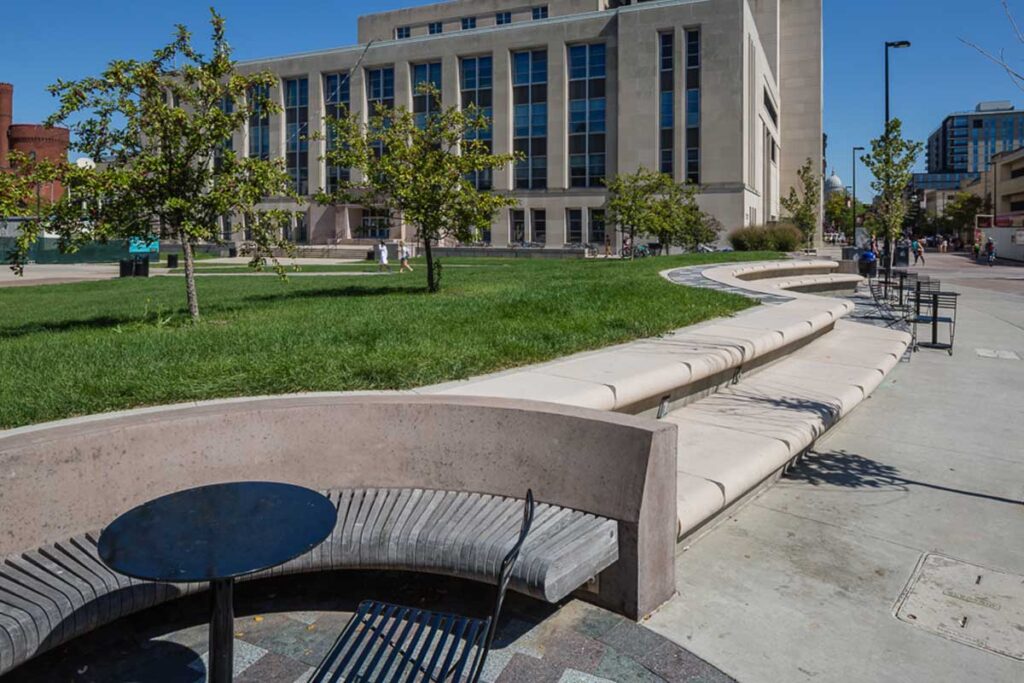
xmin=461 ymin=17 xmax=476 ymax=30
xmin=214 ymin=95 xmax=234 ymax=171
xmin=461 ymin=56 xmax=494 ymax=190
xmin=367 ymin=67 xmax=395 ymax=159
xmin=248 ymin=84 xmax=270 ymax=161
xmin=567 ymin=209 xmax=583 ymax=243
xmin=513 ymin=50 xmax=548 ymax=190
xmin=685 ymin=28 xmax=701 ymax=184
xmin=589 ymin=209 xmax=606 ymax=245
xmin=531 ymin=209 xmax=547 ymax=244
xmin=496 ymin=11 xmax=512 ymax=25
xmin=429 ymin=22 xmax=443 ymax=35
xmin=659 ymin=32 xmax=674 ymax=175
xmin=510 ymin=209 xmax=526 ymax=243
xmin=285 ymin=77 xmax=309 ymax=195
xmin=324 ymin=73 xmax=351 ymax=192
xmin=568 ymin=43 xmax=606 ymax=188
xmin=532 ymin=6 xmax=548 ymax=20
xmin=358 ymin=208 xmax=391 ymax=239
xmin=412 ymin=62 xmax=442 ymax=128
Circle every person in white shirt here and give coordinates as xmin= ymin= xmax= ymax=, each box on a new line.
xmin=377 ymin=240 xmax=391 ymax=273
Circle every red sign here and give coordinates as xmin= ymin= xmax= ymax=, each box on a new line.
xmin=996 ymin=217 xmax=1013 ymax=227
xmin=978 ymin=217 xmax=993 ymax=228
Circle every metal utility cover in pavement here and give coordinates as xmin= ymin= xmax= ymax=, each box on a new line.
xmin=894 ymin=553 xmax=1024 ymax=660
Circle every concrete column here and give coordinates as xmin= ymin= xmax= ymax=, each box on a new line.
xmin=268 ymin=80 xmax=285 ymax=162
xmin=492 ymin=48 xmax=513 ymax=191
xmin=308 ymin=72 xmax=325 ymax=194
xmin=550 ymin=207 xmax=567 ymax=247
xmin=493 ymin=206 xmax=510 ymax=246
xmin=395 ymin=61 xmax=413 ymax=113
xmin=779 ymin=0 xmax=823 ymax=245
xmin=349 ymin=68 xmax=366 ymax=185
xmin=442 ymin=55 xmax=459 ymax=111
xmin=547 ymin=40 xmax=568 ymax=190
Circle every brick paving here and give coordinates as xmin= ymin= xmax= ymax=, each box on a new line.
xmin=7 ymin=572 xmax=734 ymax=682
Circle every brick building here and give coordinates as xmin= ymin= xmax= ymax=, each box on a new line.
xmin=0 ymin=83 xmax=70 ymax=205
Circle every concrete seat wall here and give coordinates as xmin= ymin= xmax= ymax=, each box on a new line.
xmin=0 ymin=395 xmax=677 ymax=620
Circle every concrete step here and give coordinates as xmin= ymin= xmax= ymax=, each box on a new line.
xmin=667 ymin=320 xmax=911 ymax=541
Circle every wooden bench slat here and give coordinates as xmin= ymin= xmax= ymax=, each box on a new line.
xmin=0 ymin=488 xmax=619 ymax=677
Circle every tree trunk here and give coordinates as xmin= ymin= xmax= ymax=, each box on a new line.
xmin=424 ymin=238 xmax=438 ymax=293
xmin=180 ymin=234 xmax=200 ymax=322
xmin=629 ymin=226 xmax=636 ymax=261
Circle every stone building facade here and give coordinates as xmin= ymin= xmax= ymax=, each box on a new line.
xmin=231 ymin=0 xmax=823 ymax=251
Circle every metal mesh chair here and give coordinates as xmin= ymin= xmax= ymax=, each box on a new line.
xmin=311 ymin=490 xmax=536 ymax=683
xmin=911 ymin=288 xmax=959 ymax=356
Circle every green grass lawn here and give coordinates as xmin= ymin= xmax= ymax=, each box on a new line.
xmin=0 ymin=252 xmax=780 ymax=428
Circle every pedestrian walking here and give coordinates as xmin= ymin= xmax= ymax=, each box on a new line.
xmin=911 ymin=238 xmax=925 ymax=265
xmin=398 ymin=240 xmax=413 ymax=273
xmin=377 ymin=240 xmax=391 ymax=273
xmin=985 ymin=239 xmax=996 ymax=266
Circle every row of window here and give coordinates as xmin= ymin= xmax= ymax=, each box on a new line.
xmin=505 ymin=208 xmax=604 ymax=245
xmin=247 ymin=33 xmax=702 ymax=194
xmin=396 ymin=6 xmax=548 ymax=39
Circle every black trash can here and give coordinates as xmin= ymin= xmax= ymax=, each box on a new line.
xmin=119 ymin=259 xmax=133 ymax=278
xmin=228 ymin=247 xmax=238 ymax=258
xmin=166 ymin=254 xmax=178 ymax=269
xmin=134 ymin=256 xmax=150 ymax=278
xmin=894 ymin=245 xmax=910 ymax=267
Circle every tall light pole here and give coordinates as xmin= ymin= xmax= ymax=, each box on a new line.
xmin=883 ymin=40 xmax=911 ymax=272
xmin=852 ymin=146 xmax=865 ymax=242
xmin=885 ymin=40 xmax=911 ymax=125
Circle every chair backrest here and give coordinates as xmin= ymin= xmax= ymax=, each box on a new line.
xmin=469 ymin=490 xmax=535 ymax=682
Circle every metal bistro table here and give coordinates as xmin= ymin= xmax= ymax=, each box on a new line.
xmin=98 ymin=482 xmax=337 ymax=682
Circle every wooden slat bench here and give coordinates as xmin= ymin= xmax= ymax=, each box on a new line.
xmin=0 ymin=488 xmax=619 ymax=676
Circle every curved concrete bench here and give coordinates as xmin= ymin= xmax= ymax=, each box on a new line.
xmin=0 ymin=488 xmax=618 ymax=675
xmin=670 ymin=320 xmax=910 ymax=540
xmin=0 ymin=395 xmax=676 ymax=674
xmin=425 ymin=261 xmax=857 ymax=417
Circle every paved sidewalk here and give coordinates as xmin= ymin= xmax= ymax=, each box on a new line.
xmin=646 ymin=257 xmax=1024 ymax=682
xmin=0 ymin=263 xmax=117 ymax=287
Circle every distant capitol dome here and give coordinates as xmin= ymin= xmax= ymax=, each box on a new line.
xmin=825 ymin=170 xmax=844 ymax=194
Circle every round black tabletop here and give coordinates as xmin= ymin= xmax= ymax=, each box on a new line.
xmin=98 ymin=482 xmax=337 ymax=583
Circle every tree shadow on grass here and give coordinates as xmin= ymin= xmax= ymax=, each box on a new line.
xmin=785 ymin=448 xmax=1022 ymax=506
xmin=243 ymin=284 xmax=433 ymax=304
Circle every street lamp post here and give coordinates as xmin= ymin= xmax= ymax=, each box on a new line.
xmin=852 ymin=146 xmax=865 ymax=244
xmin=883 ymin=40 xmax=911 ymax=275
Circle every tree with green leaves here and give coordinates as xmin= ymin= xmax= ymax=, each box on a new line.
xmin=605 ymin=169 xmax=660 ymax=258
xmin=10 ymin=10 xmax=297 ymax=321
xmin=1 ymin=152 xmax=42 ymax=221
xmin=940 ymin=191 xmax=984 ymax=235
xmin=780 ymin=158 xmax=821 ymax=251
xmin=318 ymin=85 xmax=518 ymax=293
xmin=651 ymin=178 xmax=715 ymax=254
xmin=860 ymin=118 xmax=923 ymax=268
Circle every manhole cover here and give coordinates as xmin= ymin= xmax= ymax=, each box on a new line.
xmin=894 ymin=553 xmax=1024 ymax=660
xmin=975 ymin=348 xmax=1021 ymax=360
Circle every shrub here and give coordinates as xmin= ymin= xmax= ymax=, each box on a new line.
xmin=729 ymin=224 xmax=802 ymax=252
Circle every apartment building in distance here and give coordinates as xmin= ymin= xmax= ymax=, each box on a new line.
xmin=232 ymin=0 xmax=824 ymax=251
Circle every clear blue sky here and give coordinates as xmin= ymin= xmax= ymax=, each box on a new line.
xmin=2 ymin=0 xmax=1023 ymax=200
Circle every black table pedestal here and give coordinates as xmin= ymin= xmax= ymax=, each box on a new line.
xmin=210 ymin=579 xmax=235 ymax=683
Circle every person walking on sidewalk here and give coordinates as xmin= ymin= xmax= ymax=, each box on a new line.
xmin=985 ymin=239 xmax=997 ymax=266
xmin=911 ymin=237 xmax=925 ymax=265
xmin=377 ymin=240 xmax=391 ymax=273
